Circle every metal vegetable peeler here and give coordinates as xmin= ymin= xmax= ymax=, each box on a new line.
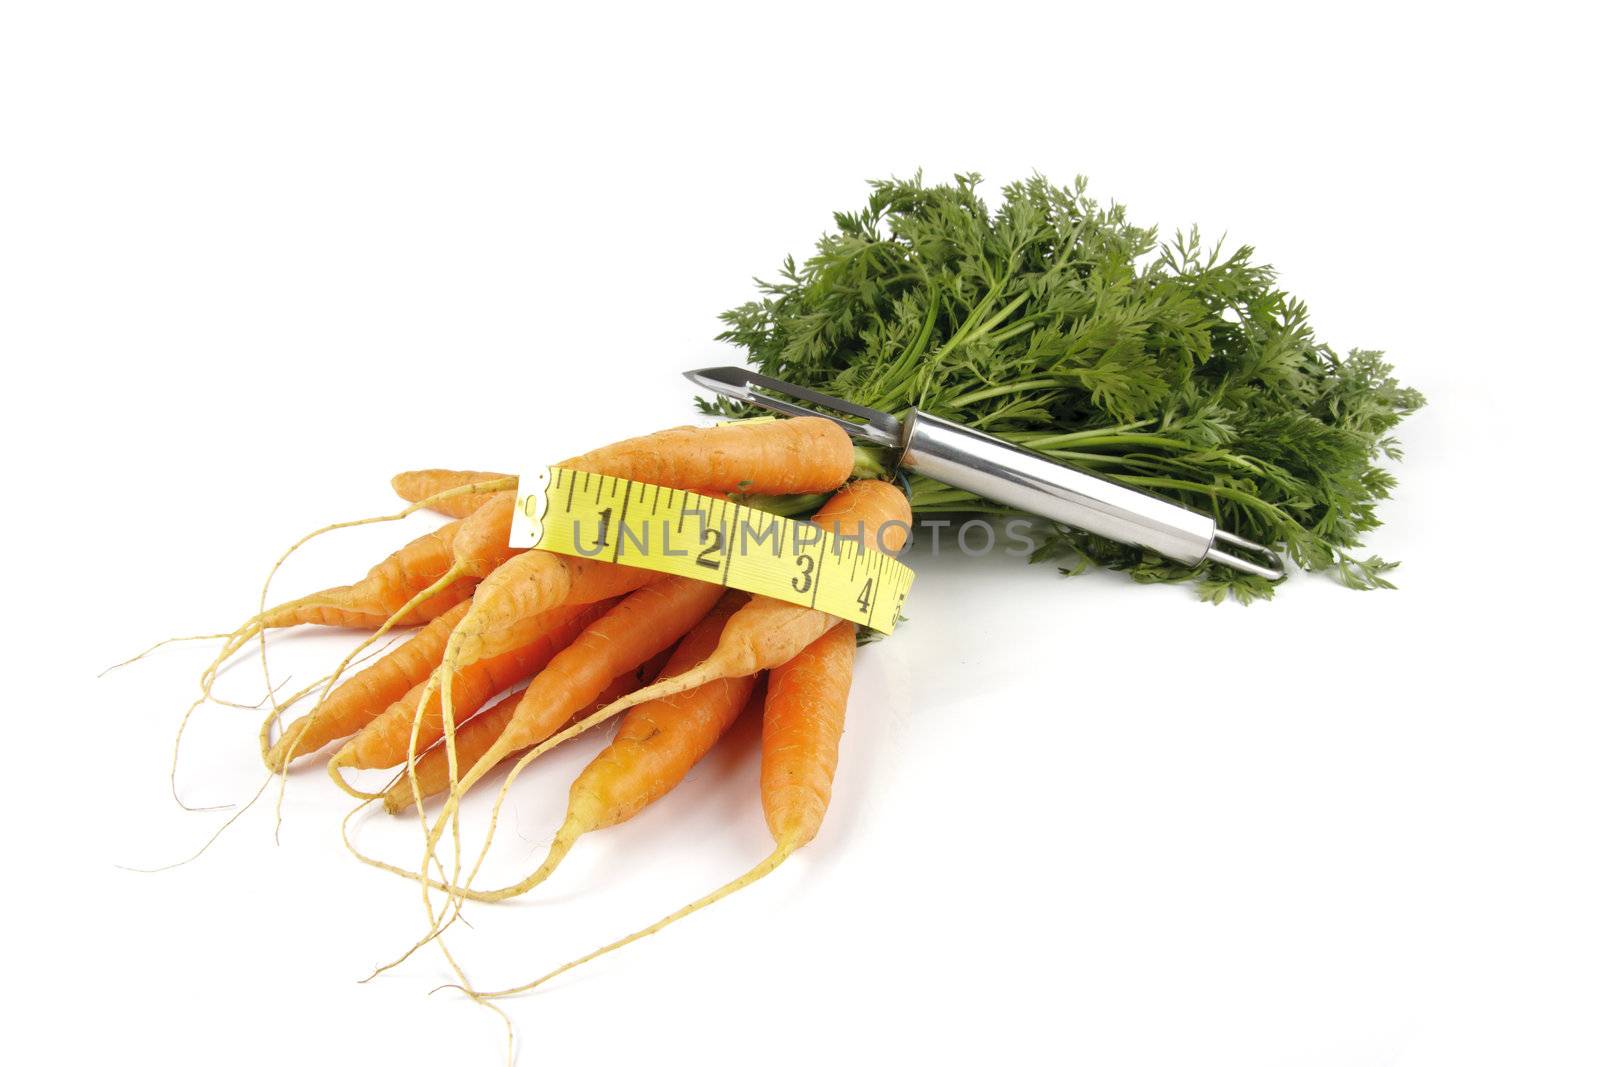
xmin=685 ymin=366 xmax=1286 ymax=580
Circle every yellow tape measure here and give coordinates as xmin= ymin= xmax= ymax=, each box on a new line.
xmin=509 ymin=467 xmax=914 ymax=634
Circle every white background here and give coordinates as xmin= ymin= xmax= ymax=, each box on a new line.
xmin=5 ymin=3 xmax=1596 ymax=1064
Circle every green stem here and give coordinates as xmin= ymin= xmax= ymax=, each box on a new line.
xmin=999 ymin=421 xmax=1154 ymax=447
xmin=985 ymin=313 xmax=1051 ymax=346
xmin=1116 ymin=476 xmax=1292 ymax=520
xmin=945 ymin=379 xmax=1062 ymax=409
xmin=965 ymin=288 xmax=1034 ymax=343
xmin=914 ymin=271 xmax=1022 ymax=407
xmin=1027 ymin=432 xmax=1203 ymax=452
xmin=878 ymin=289 xmax=943 ymax=401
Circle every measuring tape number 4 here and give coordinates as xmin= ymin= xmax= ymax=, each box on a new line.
xmin=510 ymin=467 xmax=913 ymax=634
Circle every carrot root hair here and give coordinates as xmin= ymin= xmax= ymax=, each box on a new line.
xmin=98 ymin=632 xmax=236 ymax=677
xmin=170 ymin=478 xmax=508 ymax=812
xmin=326 ymin=750 xmax=390 ymax=801
xmin=479 ymin=841 xmax=798 ymax=999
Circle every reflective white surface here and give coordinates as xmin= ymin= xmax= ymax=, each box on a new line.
xmin=7 ymin=4 xmax=1595 ymax=1065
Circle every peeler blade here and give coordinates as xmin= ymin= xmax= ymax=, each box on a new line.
xmin=684 ymin=366 xmax=903 ymax=448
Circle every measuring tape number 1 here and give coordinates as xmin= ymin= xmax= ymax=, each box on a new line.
xmin=509 ymin=467 xmax=913 ymax=634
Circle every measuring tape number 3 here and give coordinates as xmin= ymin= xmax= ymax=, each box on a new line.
xmin=510 ymin=467 xmax=913 ymax=634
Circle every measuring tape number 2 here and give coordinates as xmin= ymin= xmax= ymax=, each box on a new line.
xmin=509 ymin=467 xmax=913 ymax=634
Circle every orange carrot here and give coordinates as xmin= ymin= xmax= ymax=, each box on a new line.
xmin=264 ymin=601 xmax=470 ymax=770
xmin=330 ymin=599 xmax=613 ymax=780
xmin=214 ymin=494 xmax=513 ymax=678
xmin=458 ymin=593 xmax=755 ymax=900
xmin=562 ymin=416 xmax=853 ymax=495
xmin=254 ymin=519 xmax=470 ymax=631
xmin=425 ymin=418 xmax=857 ymax=824
xmin=392 ymin=469 xmax=513 ymax=519
xmin=424 ymin=483 xmax=902 ymax=917
xmin=449 ymin=578 xmax=726 ymax=799
xmin=441 ymin=417 xmax=854 ymax=673
xmin=444 ymin=480 xmax=903 ymax=833
xmin=759 ymin=623 xmax=854 ymax=852
xmin=287 ymin=491 xmax=526 ymax=718
xmin=448 ymin=556 xmax=659 ymax=670
xmin=303 ymin=490 xmax=519 ymax=626
xmin=549 ymin=480 xmax=908 ymax=736
xmin=479 ymin=620 xmax=857 ymax=995
xmin=171 ymin=475 xmax=515 ymax=810
xmin=203 ymin=474 xmax=518 ymax=673
xmin=418 ymin=577 xmax=727 ymax=893
xmin=381 ymin=648 xmax=673 ymax=815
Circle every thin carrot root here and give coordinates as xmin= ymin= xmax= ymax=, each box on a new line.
xmin=258 ymin=490 xmax=523 ymax=770
xmin=117 ymin=771 xmax=285 ymax=873
xmin=352 ymin=597 xmax=715 ymax=979
xmin=462 ymin=594 xmax=757 ymax=901
xmin=320 ymin=662 xmax=674 ymax=950
xmin=395 ymin=421 xmax=852 ymax=973
xmin=477 ymin=619 xmax=857 ymax=996
xmin=210 ymin=673 xmax=299 ymax=712
xmin=392 ymin=470 xmax=514 ymax=518
xmin=478 ymin=844 xmax=797 ymax=999
xmin=98 ymin=632 xmax=236 ymax=677
xmin=192 ymin=477 xmax=512 ymax=702
xmin=262 ymin=605 xmax=468 ymax=769
xmin=162 ymin=426 xmax=879 ymax=1001
xmin=391 ymin=579 xmax=724 ymax=962
xmin=166 ymin=478 xmax=513 ymax=811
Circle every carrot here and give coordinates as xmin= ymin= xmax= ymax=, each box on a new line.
xmin=448 ymin=556 xmax=659 ymax=670
xmin=478 ymin=620 xmax=857 ymax=996
xmin=759 ymin=623 xmax=854 ymax=853
xmin=442 ymin=417 xmax=854 ymax=670
xmin=442 ymin=577 xmax=726 ymax=805
xmin=282 ymin=490 xmax=517 ymax=629
xmin=209 ymin=475 xmax=516 ymax=664
xmin=392 ymin=469 xmax=513 ymax=519
xmin=263 ymin=601 xmax=471 ymax=770
xmin=404 ymin=481 xmax=899 ymax=904
xmin=218 ymin=520 xmax=464 ymax=660
xmin=420 ymin=482 xmax=902 ymax=919
xmin=413 ymin=577 xmax=727 ymax=906
xmin=441 ymin=480 xmax=903 ymax=825
xmin=542 ymin=479 xmax=908 ymax=739
xmin=203 ymin=501 xmax=503 ymax=704
xmin=425 ymin=418 xmax=856 ymax=827
xmin=381 ymin=648 xmax=674 ymax=815
xmin=339 ymin=652 xmax=678 ymax=911
xmin=330 ymin=599 xmax=613 ymax=782
xmin=167 ymin=476 xmax=515 ymax=811
xmin=291 ymin=489 xmax=524 ymax=705
xmin=562 ymin=416 xmax=854 ymax=495
xmin=228 ymin=493 xmax=530 ymax=801
xmin=455 ymin=593 xmax=756 ymax=901
xmin=245 ymin=480 xmax=518 ymax=644
xmin=155 ymin=476 xmax=512 ymax=819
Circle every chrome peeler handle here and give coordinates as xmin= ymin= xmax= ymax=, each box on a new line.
xmin=683 ymin=365 xmax=1285 ymax=581
xmin=899 ymin=410 xmax=1284 ymax=579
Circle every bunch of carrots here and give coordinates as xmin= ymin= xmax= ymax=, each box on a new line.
xmin=164 ymin=415 xmax=909 ymax=1006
